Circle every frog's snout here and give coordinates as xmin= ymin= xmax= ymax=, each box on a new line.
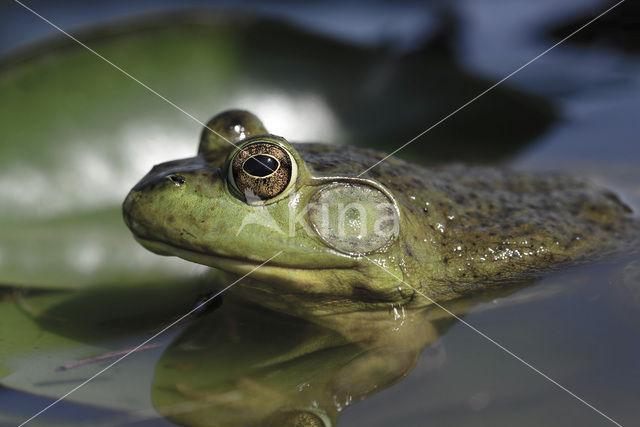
xmin=122 ymin=189 xmax=144 ymax=236
xmin=122 ymin=169 xmax=188 ymax=239
xmin=122 ymin=155 xmax=224 ymax=254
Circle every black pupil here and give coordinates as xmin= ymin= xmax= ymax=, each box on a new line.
xmin=243 ymin=155 xmax=278 ymax=177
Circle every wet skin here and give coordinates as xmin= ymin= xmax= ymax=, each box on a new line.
xmin=123 ymin=110 xmax=638 ymax=317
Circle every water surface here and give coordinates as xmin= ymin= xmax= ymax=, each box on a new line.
xmin=1 ymin=1 xmax=639 ymax=426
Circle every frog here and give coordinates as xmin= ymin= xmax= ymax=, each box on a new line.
xmin=122 ymin=109 xmax=639 ymax=318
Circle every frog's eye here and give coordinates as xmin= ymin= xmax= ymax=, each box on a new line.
xmin=229 ymin=142 xmax=294 ymax=201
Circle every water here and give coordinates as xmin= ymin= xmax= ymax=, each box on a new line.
xmin=1 ymin=1 xmax=639 ymax=426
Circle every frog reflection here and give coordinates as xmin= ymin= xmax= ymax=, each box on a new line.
xmin=151 ymin=288 xmax=494 ymax=427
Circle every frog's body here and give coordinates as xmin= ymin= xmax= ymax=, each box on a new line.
xmin=123 ymin=110 xmax=638 ymax=316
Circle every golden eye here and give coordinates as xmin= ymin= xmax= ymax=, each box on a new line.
xmin=230 ymin=142 xmax=293 ymax=201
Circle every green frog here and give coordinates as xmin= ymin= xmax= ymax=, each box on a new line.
xmin=122 ymin=110 xmax=638 ymax=317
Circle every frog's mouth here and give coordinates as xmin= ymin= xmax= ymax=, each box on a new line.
xmin=133 ymin=236 xmax=360 ymax=281
xmin=132 ymin=235 xmax=411 ymax=311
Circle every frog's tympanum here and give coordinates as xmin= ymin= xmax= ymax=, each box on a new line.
xmin=123 ymin=110 xmax=638 ymax=318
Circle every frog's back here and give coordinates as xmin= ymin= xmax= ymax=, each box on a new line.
xmin=296 ymin=142 xmax=639 ymax=299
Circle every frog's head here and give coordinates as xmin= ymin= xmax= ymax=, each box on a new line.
xmin=123 ymin=110 xmax=410 ymax=314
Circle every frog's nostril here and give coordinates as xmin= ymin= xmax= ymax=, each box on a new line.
xmin=167 ymin=174 xmax=186 ymax=186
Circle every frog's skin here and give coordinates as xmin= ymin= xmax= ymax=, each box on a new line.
xmin=123 ymin=110 xmax=638 ymax=317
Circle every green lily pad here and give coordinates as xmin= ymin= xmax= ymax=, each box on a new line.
xmin=0 ymin=208 xmax=208 ymax=290
xmin=0 ymin=272 xmax=218 ymax=410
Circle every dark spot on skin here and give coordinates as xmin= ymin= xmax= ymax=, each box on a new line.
xmin=405 ymin=244 xmax=414 ymax=259
xmin=409 ymin=178 xmax=422 ymax=189
xmin=181 ymin=228 xmax=197 ymax=239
